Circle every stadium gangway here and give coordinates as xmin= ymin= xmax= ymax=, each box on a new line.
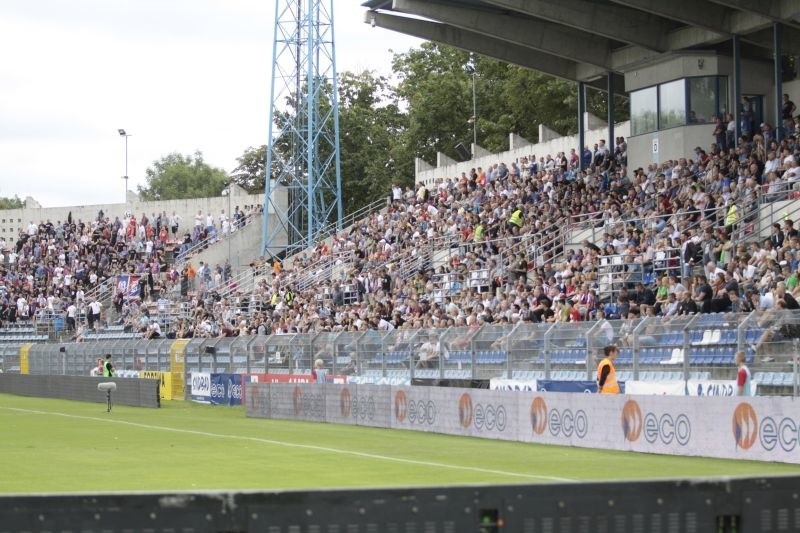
xmin=230 ymin=197 xmax=389 ymax=292
xmin=81 ymin=275 xmax=117 ymax=310
xmin=292 ymin=251 xmax=357 ymax=292
xmin=569 ymin=202 xmax=746 ymax=252
xmin=754 ymin=188 xmax=800 ymax=239
xmin=213 ymin=261 xmax=271 ymax=302
xmin=271 ymin=197 xmax=389 ymax=275
xmin=389 ymin=230 xmax=552 ymax=286
xmin=173 ymin=211 xmax=263 ymax=267
xmin=306 ymin=197 xmax=390 ymax=248
xmin=389 ymin=234 xmax=458 ymax=281
xmin=526 ymin=226 xmax=570 ymax=269
xmin=589 ymin=247 xmax=682 ymax=308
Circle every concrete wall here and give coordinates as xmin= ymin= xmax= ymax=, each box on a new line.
xmin=628 ymin=123 xmax=713 ymax=173
xmin=625 ymin=53 xmax=724 ymax=93
xmin=184 ymin=213 xmax=277 ymax=273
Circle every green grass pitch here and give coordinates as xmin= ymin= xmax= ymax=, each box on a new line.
xmin=1 ymin=393 xmax=799 ymax=494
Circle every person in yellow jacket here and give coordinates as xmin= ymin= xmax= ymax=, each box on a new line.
xmin=507 ymin=207 xmax=523 ymax=232
xmin=724 ymin=199 xmax=739 ymax=235
xmin=597 ymin=345 xmax=620 ymax=394
xmin=473 ymin=221 xmax=485 ymax=243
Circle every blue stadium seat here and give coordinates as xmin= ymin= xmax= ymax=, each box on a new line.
xmin=618 ymin=348 xmax=633 ymax=365
xmin=449 ymin=350 xmax=470 ymax=363
xmin=656 ymin=347 xmax=672 ymax=362
xmin=476 ymin=350 xmax=498 ymax=365
xmin=567 ymin=348 xmax=585 ymax=363
xmin=641 ymin=348 xmax=661 ymax=365
xmin=551 ymin=349 xmax=567 ymax=363
xmin=690 ymin=347 xmax=712 ymax=365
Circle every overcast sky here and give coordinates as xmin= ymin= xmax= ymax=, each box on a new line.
xmin=0 ymin=1 xmax=421 ymax=207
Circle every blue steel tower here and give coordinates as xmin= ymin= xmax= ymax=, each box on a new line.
xmin=262 ymin=0 xmax=343 ymax=258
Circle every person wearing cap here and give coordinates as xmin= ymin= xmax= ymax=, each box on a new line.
xmin=597 ymin=345 xmax=620 ymax=395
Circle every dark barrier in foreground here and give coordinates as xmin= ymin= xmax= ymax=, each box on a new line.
xmin=0 ymin=476 xmax=796 ymax=532
xmin=0 ymin=374 xmax=160 ymax=408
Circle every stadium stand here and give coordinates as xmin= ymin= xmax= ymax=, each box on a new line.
xmin=4 ymin=115 xmax=800 ymax=392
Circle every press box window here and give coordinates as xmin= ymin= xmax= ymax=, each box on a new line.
xmin=688 ymin=76 xmax=728 ymax=124
xmin=631 ymin=86 xmax=657 ymax=136
xmin=659 ymin=79 xmax=686 ymax=130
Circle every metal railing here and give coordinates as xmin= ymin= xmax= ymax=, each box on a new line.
xmin=13 ymin=310 xmax=800 ymax=396
xmin=213 ymin=261 xmax=272 ymax=300
xmin=174 ymin=211 xmax=263 ymax=265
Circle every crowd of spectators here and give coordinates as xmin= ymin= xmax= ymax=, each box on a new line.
xmin=8 ymin=111 xmax=800 ymax=355
xmin=0 ymin=204 xmax=261 ymax=337
xmin=147 ymin=111 xmax=800 ymax=349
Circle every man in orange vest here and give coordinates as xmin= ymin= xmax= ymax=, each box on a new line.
xmin=597 ymin=345 xmax=620 ymax=394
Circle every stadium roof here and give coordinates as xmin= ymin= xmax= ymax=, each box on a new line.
xmin=363 ymin=0 xmax=800 ymax=90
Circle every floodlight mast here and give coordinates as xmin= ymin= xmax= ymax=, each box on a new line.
xmin=262 ymin=0 xmax=343 ymax=258
xmin=118 ymin=129 xmax=131 ymax=203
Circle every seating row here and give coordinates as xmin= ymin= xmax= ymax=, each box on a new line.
xmin=754 ymin=372 xmax=797 ymax=387
xmin=373 ymin=346 xmax=755 ymax=367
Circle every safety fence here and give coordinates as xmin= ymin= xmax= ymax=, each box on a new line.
xmin=5 ymin=309 xmax=800 ymax=396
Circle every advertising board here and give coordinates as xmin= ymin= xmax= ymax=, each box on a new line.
xmin=245 ymin=384 xmax=800 ymax=464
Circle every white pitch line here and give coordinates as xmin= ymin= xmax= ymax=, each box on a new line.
xmin=1 ymin=406 xmax=573 ymax=483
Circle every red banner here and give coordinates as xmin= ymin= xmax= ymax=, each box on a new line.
xmin=241 ymin=373 xmax=347 ymax=405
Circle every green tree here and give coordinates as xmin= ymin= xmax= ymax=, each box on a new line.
xmin=392 ymin=43 xmax=474 ymax=163
xmin=338 ymin=70 xmax=410 ymax=214
xmin=231 ymin=145 xmax=267 ymax=193
xmin=233 ymin=70 xmax=411 ymax=217
xmin=138 ymin=151 xmax=228 ymax=201
xmin=392 ymin=43 xmax=629 ymax=159
xmin=0 ymin=195 xmax=24 ymax=210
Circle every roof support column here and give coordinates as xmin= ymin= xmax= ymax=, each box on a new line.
xmin=578 ymin=81 xmax=586 ymax=171
xmin=733 ymin=34 xmax=742 ymax=146
xmin=775 ymin=22 xmax=784 ymax=143
xmin=607 ymin=72 xmax=615 ymax=158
